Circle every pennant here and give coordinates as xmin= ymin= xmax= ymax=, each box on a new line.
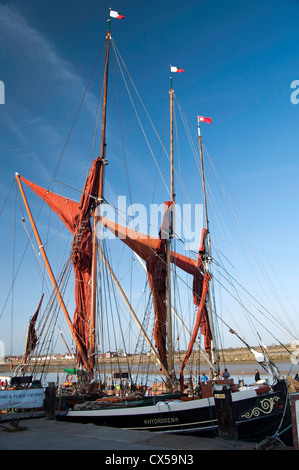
xmin=170 ymin=66 xmax=184 ymax=73
xmin=198 ymin=116 xmax=212 ymax=124
xmin=109 ymin=9 xmax=125 ymax=19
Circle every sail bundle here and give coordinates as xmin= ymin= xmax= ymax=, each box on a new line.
xmin=19 ymin=157 xmax=102 ymax=363
xmin=99 ymin=206 xmax=212 ymax=377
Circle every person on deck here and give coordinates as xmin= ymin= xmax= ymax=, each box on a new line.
xmin=200 ymin=373 xmax=208 ymax=384
xmin=255 ymin=369 xmax=261 ymax=382
xmin=222 ymin=368 xmax=230 ymax=380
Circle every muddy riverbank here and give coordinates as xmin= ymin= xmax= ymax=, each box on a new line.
xmin=1 ymin=345 xmax=295 ymax=376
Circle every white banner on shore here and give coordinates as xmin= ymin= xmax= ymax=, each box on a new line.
xmin=0 ymin=389 xmax=44 ymax=410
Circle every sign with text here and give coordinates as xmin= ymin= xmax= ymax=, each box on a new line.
xmin=0 ymin=388 xmax=44 ymax=410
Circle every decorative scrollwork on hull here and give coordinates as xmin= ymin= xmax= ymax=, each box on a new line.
xmin=240 ymin=396 xmax=279 ymax=420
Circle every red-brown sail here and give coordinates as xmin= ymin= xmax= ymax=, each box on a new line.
xmin=99 ymin=202 xmax=174 ymax=367
xmin=178 ymin=228 xmax=212 ymax=392
xmin=179 ymin=272 xmax=211 ymax=393
xmin=19 ymin=176 xmax=79 ymax=232
xmin=99 ymin=213 xmax=212 ymax=372
xmin=20 ymin=157 xmax=102 ymax=363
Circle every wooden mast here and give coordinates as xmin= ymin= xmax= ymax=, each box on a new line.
xmin=166 ymin=76 xmax=175 ymax=388
xmin=197 ymin=123 xmax=219 ymax=377
xmin=89 ymin=20 xmax=111 ymax=375
xmin=15 ymin=173 xmax=91 ymax=374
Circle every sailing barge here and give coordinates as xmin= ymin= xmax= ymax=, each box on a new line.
xmin=9 ymin=10 xmax=296 ymax=444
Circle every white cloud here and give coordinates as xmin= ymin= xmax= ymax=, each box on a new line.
xmin=0 ymin=4 xmax=99 ymax=182
xmin=0 ymin=5 xmax=86 ymax=90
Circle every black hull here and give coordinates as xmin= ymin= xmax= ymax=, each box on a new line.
xmin=57 ymin=385 xmax=292 ymax=446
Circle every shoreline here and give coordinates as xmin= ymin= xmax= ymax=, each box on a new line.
xmin=1 ymin=345 xmax=295 ymax=377
xmin=0 ymin=359 xmax=295 ymax=378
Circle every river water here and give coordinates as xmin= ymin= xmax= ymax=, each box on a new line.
xmin=2 ymin=361 xmax=297 ymax=388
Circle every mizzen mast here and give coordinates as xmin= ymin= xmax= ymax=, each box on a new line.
xmin=197 ymin=117 xmax=220 ymax=377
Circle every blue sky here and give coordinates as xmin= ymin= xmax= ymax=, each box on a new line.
xmin=0 ymin=0 xmax=299 ymax=357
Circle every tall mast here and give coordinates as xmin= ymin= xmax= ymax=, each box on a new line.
xmin=89 ymin=20 xmax=111 ymax=375
xmin=198 ymin=126 xmax=209 ymax=233
xmin=197 ymin=123 xmax=219 ymax=376
xmin=166 ymin=76 xmax=175 ymax=385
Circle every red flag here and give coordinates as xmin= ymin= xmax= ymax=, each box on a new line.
xmin=110 ymin=9 xmax=125 ymax=19
xmin=170 ymin=66 xmax=184 ymax=73
xmin=198 ymin=116 xmax=212 ymax=124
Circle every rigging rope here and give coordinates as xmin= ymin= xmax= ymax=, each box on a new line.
xmin=174 ymin=97 xmax=298 ymax=348
xmin=52 ymin=37 xmax=106 ymax=183
xmin=202 ymin=140 xmax=299 ymax=338
xmin=111 ymin=38 xmax=170 ymax=198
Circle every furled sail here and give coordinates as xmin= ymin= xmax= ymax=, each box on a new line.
xmin=99 ymin=209 xmax=212 ymax=373
xmin=99 ymin=202 xmax=173 ymax=367
xmin=20 ymin=157 xmax=102 ymax=363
